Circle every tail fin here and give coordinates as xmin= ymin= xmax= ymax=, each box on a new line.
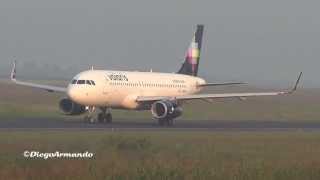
xmin=177 ymin=24 xmax=204 ymax=76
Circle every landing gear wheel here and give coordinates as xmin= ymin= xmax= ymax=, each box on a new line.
xmin=105 ymin=113 xmax=112 ymax=123
xmin=84 ymin=106 xmax=97 ymax=124
xmin=98 ymin=113 xmax=105 ymax=123
xmin=167 ymin=118 xmax=174 ymax=126
xmin=158 ymin=118 xmax=174 ymax=126
xmin=97 ymin=107 xmax=113 ymax=124
xmin=97 ymin=113 xmax=112 ymax=123
xmin=84 ymin=115 xmax=96 ymax=124
xmin=158 ymin=119 xmax=165 ymax=126
xmin=84 ymin=116 xmax=89 ymax=123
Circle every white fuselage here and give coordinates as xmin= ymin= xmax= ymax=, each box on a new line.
xmin=67 ymin=70 xmax=206 ymax=109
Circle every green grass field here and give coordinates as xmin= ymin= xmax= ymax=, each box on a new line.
xmin=0 ymin=131 xmax=320 ymax=180
xmin=0 ymin=80 xmax=320 ymax=179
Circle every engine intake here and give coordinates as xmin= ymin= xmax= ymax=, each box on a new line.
xmin=59 ymin=98 xmax=86 ymax=115
xmin=151 ymin=100 xmax=182 ymax=119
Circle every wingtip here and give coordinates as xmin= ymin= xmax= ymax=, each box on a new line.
xmin=290 ymin=72 xmax=302 ymax=93
xmin=10 ymin=60 xmax=17 ymax=81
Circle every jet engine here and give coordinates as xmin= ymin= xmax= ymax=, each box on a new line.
xmin=151 ymin=100 xmax=182 ymax=119
xmin=59 ymin=98 xmax=86 ymax=115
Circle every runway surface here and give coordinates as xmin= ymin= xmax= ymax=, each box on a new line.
xmin=0 ymin=118 xmax=320 ymax=131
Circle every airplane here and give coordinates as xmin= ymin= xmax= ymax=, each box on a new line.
xmin=10 ymin=24 xmax=302 ymax=126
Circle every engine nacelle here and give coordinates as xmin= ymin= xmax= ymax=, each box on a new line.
xmin=59 ymin=98 xmax=86 ymax=115
xmin=151 ymin=100 xmax=182 ymax=119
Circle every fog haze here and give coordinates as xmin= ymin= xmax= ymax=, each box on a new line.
xmin=0 ymin=0 xmax=319 ymax=87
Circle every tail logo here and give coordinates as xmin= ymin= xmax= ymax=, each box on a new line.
xmin=187 ymin=41 xmax=200 ymax=65
xmin=186 ymin=37 xmax=200 ymax=73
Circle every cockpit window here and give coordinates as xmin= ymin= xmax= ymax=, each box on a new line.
xmin=74 ymin=80 xmax=95 ymax=85
xmin=86 ymin=80 xmax=92 ymax=85
xmin=77 ymin=80 xmax=85 ymax=84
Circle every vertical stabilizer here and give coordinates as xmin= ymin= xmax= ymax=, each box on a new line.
xmin=177 ymin=24 xmax=204 ymax=76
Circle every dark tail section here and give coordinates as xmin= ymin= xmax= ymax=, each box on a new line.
xmin=178 ymin=24 xmax=204 ymax=76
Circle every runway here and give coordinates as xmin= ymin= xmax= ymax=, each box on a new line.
xmin=0 ymin=118 xmax=320 ymax=131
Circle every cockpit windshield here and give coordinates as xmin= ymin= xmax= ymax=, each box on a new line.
xmin=77 ymin=80 xmax=85 ymax=84
xmin=71 ymin=79 xmax=96 ymax=86
xmin=86 ymin=80 xmax=92 ymax=85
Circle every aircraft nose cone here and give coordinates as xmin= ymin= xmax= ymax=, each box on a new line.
xmin=67 ymin=86 xmax=77 ymax=101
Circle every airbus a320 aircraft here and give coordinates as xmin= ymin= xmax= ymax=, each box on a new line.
xmin=10 ymin=25 xmax=302 ymax=126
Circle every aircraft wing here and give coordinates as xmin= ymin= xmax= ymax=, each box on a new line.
xmin=10 ymin=61 xmax=67 ymax=93
xmin=136 ymin=72 xmax=302 ymax=102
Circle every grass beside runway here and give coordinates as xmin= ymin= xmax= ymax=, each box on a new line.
xmin=0 ymin=131 xmax=320 ymax=180
xmin=1 ymin=100 xmax=319 ymax=122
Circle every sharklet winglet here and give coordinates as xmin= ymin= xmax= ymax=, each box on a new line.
xmin=10 ymin=60 xmax=17 ymax=81
xmin=289 ymin=72 xmax=302 ymax=94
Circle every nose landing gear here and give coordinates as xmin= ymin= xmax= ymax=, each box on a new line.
xmin=84 ymin=106 xmax=96 ymax=123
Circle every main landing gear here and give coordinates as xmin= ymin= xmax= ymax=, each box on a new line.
xmin=98 ymin=107 xmax=112 ymax=123
xmin=157 ymin=118 xmax=175 ymax=126
xmin=84 ymin=106 xmax=112 ymax=124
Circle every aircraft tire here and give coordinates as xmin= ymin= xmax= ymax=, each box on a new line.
xmin=105 ymin=113 xmax=112 ymax=123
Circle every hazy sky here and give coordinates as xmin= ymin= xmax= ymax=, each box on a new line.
xmin=0 ymin=0 xmax=319 ymax=88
